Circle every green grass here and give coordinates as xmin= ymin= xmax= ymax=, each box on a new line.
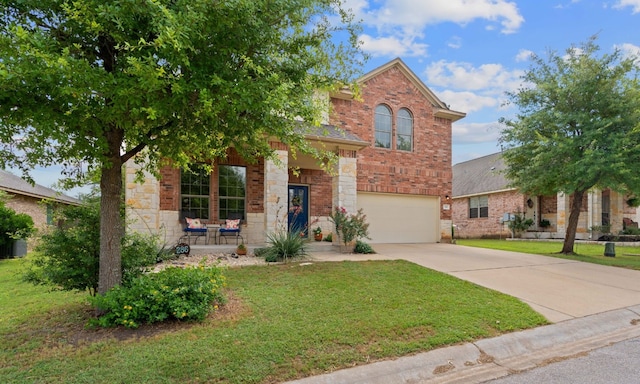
xmin=457 ymin=239 xmax=640 ymax=270
xmin=0 ymin=258 xmax=547 ymax=384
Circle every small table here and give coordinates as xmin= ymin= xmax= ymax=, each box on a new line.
xmin=206 ymin=224 xmax=221 ymax=244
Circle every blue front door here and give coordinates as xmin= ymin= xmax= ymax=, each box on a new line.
xmin=288 ymin=185 xmax=309 ymax=237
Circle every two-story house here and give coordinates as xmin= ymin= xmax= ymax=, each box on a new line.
xmin=125 ymin=58 xmax=465 ymax=245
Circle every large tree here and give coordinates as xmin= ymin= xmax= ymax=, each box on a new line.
xmin=500 ymin=37 xmax=640 ymax=254
xmin=0 ymin=0 xmax=365 ymax=293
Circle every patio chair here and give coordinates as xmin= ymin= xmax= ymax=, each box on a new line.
xmin=218 ymin=212 xmax=244 ymax=245
xmin=180 ymin=211 xmax=208 ymax=244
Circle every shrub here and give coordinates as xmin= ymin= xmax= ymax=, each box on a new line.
xmin=263 ymin=230 xmax=308 ymax=262
xmin=0 ymin=192 xmax=35 ymax=257
xmin=89 ymin=264 xmax=226 ymax=328
xmin=24 ymin=200 xmax=161 ymax=296
xmin=323 ymin=233 xmax=333 ymax=242
xmin=354 ymin=241 xmax=375 ymax=254
xmin=507 ymin=211 xmax=533 ymax=237
xmin=329 ymin=207 xmax=370 ymax=247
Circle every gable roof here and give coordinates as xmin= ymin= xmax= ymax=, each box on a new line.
xmin=0 ymin=169 xmax=81 ymax=205
xmin=334 ymin=58 xmax=466 ymax=122
xmin=452 ymin=152 xmax=515 ymax=197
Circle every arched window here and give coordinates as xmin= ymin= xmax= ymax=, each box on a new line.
xmin=374 ymin=104 xmax=392 ymax=148
xmin=396 ymin=108 xmax=413 ymax=151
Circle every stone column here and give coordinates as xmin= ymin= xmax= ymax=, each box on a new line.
xmin=124 ymin=159 xmax=160 ymax=236
xmin=610 ymin=190 xmax=624 ymax=234
xmin=556 ymin=192 xmax=570 ymax=238
xmin=331 ymin=154 xmax=357 ymax=214
xmin=264 ymin=149 xmax=289 ymax=241
xmin=588 ymin=189 xmax=603 ymax=238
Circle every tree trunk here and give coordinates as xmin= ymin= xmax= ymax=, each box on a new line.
xmin=98 ymin=130 xmax=125 ymax=295
xmin=561 ymin=189 xmax=585 ymax=254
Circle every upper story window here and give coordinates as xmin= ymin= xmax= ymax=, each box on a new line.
xmin=469 ymin=196 xmax=489 ymax=218
xmin=374 ymin=104 xmax=392 ymax=149
xmin=396 ymin=108 xmax=413 ymax=151
xmin=181 ymin=164 xmax=210 ymax=220
xmin=218 ymin=165 xmax=246 ymax=220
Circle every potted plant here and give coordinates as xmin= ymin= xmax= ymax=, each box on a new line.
xmin=313 ymin=226 xmax=323 ymax=241
xmin=539 ymin=219 xmax=551 ymax=231
xmin=236 ymin=242 xmax=247 ymax=256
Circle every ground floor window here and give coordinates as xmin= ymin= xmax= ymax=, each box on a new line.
xmin=219 ymin=165 xmax=246 ymax=220
xmin=181 ymin=164 xmax=210 ymax=220
xmin=469 ymin=196 xmax=488 ymax=218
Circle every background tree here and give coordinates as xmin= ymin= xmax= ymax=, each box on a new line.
xmin=500 ymin=37 xmax=640 ymax=254
xmin=0 ymin=0 xmax=365 ymax=293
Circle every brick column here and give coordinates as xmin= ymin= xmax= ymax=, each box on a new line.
xmin=264 ymin=149 xmax=289 ymax=241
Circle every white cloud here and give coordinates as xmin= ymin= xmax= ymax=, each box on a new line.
xmin=364 ymin=0 xmax=525 ymax=35
xmin=616 ymin=42 xmax=640 ymax=63
xmin=452 ymin=121 xmax=503 ymax=145
xmin=515 ymin=49 xmax=534 ymax=62
xmin=359 ymin=34 xmax=428 ymax=57
xmin=448 ymin=36 xmax=463 ymax=49
xmin=438 ymin=90 xmax=498 ymax=114
xmin=344 ymin=0 xmax=524 ymax=58
xmin=424 ymin=60 xmax=524 ymax=92
xmin=613 ymin=0 xmax=640 ymax=13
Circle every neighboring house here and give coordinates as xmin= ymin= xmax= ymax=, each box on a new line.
xmin=452 ymin=152 xmax=639 ymax=239
xmin=126 ymin=58 xmax=465 ymax=244
xmin=0 ymin=169 xmax=81 ymax=229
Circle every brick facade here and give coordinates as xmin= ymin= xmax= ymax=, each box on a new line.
xmin=331 ymin=65 xmax=453 ymax=221
xmin=127 ymin=58 xmax=462 ymax=244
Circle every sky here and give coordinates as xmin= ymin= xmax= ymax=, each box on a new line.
xmin=9 ymin=0 xmax=640 ymax=197
xmin=347 ymin=0 xmax=640 ymax=164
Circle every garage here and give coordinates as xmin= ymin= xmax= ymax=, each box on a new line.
xmin=357 ymin=192 xmax=440 ymax=243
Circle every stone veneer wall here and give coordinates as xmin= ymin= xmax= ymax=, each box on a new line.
xmin=263 ymin=148 xmax=289 ymax=242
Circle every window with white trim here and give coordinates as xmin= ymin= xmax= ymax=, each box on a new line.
xmin=181 ymin=164 xmax=210 ymax=220
xmin=218 ymin=165 xmax=246 ymax=220
xmin=396 ymin=108 xmax=413 ymax=151
xmin=469 ymin=196 xmax=489 ymax=218
xmin=374 ymin=104 xmax=392 ymax=148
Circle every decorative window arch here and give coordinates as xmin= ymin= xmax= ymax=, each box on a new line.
xmin=396 ymin=108 xmax=413 ymax=151
xmin=374 ymin=104 xmax=392 ymax=149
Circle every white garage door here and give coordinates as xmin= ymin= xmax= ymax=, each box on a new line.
xmin=357 ymin=192 xmax=440 ymax=243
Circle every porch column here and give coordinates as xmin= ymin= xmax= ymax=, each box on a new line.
xmin=588 ymin=189 xmax=603 ymax=239
xmin=556 ymin=192 xmax=570 ymax=238
xmin=610 ymin=190 xmax=624 ymax=234
xmin=124 ymin=156 xmax=160 ymax=236
xmin=331 ymin=151 xmax=357 ymax=215
xmin=264 ymin=148 xmax=289 ymax=241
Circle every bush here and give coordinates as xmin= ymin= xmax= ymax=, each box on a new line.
xmin=24 ymin=200 xmax=161 ymax=296
xmin=323 ymin=233 xmax=332 ymax=242
xmin=354 ymin=241 xmax=375 ymax=254
xmin=263 ymin=230 xmax=308 ymax=262
xmin=329 ymin=207 xmax=370 ymax=247
xmin=89 ymin=264 xmax=226 ymax=328
xmin=0 ymin=192 xmax=35 ymax=258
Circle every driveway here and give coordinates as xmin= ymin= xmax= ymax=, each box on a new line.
xmin=310 ymin=243 xmax=640 ymax=323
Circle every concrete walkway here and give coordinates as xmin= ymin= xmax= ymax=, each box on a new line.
xmin=282 ymin=243 xmax=640 ymax=383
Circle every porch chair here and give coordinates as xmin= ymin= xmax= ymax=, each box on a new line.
xmin=218 ymin=212 xmax=244 ymax=245
xmin=180 ymin=211 xmax=208 ymax=244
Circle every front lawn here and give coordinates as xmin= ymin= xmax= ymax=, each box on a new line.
xmin=0 ymin=258 xmax=547 ymax=384
xmin=457 ymin=239 xmax=640 ymax=270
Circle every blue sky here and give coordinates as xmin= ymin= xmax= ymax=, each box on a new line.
xmin=12 ymin=0 xmax=640 ymax=197
xmin=348 ymin=0 xmax=640 ymax=164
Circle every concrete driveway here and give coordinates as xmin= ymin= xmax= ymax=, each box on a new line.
xmin=310 ymin=243 xmax=640 ymax=323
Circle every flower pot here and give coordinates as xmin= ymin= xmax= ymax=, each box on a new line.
xmin=236 ymin=247 xmax=247 ymax=256
xmin=314 ymin=233 xmax=323 ymax=241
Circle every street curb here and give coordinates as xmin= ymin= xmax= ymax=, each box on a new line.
xmin=284 ymin=306 xmax=640 ymax=384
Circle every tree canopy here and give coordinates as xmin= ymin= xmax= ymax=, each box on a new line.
xmin=0 ymin=0 xmax=366 ymax=293
xmin=499 ymin=37 xmax=640 ymax=253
